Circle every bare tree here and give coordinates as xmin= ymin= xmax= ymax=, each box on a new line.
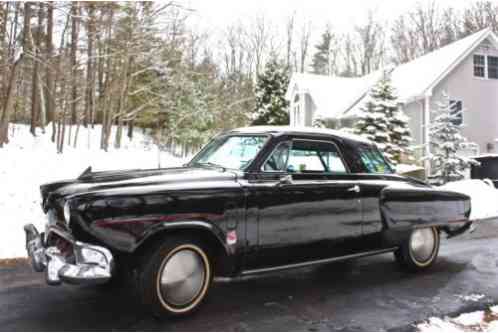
xmin=247 ymin=15 xmax=270 ymax=76
xmin=84 ymin=2 xmax=96 ymax=129
xmin=297 ymin=20 xmax=311 ymax=73
xmin=408 ymin=1 xmax=442 ymax=54
xmin=355 ymin=11 xmax=384 ymax=75
xmin=46 ymin=2 xmax=56 ymax=141
xmin=463 ymin=1 xmax=498 ymax=35
xmin=285 ymin=13 xmax=295 ymax=70
xmin=69 ymin=1 xmax=80 ymax=126
xmin=440 ymin=8 xmax=462 ymax=47
xmin=390 ymin=15 xmax=420 ymax=64
xmin=0 ymin=54 xmax=23 ymax=147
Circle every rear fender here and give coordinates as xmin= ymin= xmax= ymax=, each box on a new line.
xmin=379 ymin=186 xmax=470 ymax=246
xmin=380 ymin=186 xmax=470 ymax=229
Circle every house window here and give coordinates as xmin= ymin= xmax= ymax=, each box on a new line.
xmin=474 ymin=55 xmax=485 ymax=78
xmin=292 ymin=94 xmax=300 ymax=126
xmin=488 ymin=56 xmax=498 ymax=79
xmin=450 ymin=100 xmax=463 ymax=126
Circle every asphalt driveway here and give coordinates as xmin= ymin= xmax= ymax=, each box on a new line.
xmin=1 ymin=220 xmax=498 ymax=331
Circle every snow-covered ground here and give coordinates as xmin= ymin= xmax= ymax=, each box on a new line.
xmin=440 ymin=179 xmax=498 ymax=221
xmin=0 ymin=124 xmax=185 ymax=259
xmin=418 ymin=305 xmax=498 ymax=332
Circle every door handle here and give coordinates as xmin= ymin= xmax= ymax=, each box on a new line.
xmin=277 ymin=174 xmax=293 ymax=186
xmin=348 ymin=185 xmax=360 ymax=193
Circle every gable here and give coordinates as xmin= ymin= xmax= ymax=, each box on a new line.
xmin=391 ymin=29 xmax=496 ymax=103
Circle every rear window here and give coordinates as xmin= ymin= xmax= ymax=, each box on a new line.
xmin=358 ymin=146 xmax=394 ymax=174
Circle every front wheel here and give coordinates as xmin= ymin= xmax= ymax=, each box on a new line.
xmin=394 ymin=227 xmax=440 ymax=271
xmin=138 ymin=236 xmax=213 ymax=317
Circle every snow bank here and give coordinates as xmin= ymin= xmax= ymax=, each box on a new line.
xmin=0 ymin=124 xmax=186 ymax=259
xmin=396 ymin=163 xmax=424 ymax=174
xmin=440 ymin=179 xmax=498 ymax=221
xmin=417 ymin=305 xmax=498 ymax=332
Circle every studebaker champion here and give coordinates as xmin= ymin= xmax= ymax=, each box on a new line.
xmin=25 ymin=126 xmax=473 ymax=316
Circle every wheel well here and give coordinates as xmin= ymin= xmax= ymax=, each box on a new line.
xmin=133 ymin=227 xmax=231 ymax=276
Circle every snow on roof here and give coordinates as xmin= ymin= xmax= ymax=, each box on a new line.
xmin=287 ymin=29 xmax=497 ymax=120
xmin=231 ymin=125 xmax=373 ymax=144
xmin=469 ymin=154 xmax=498 ymax=159
xmin=391 ymin=28 xmax=495 ymax=102
xmin=286 ymin=71 xmax=382 ymax=119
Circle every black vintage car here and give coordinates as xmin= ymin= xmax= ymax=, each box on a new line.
xmin=25 ymin=126 xmax=473 ymax=316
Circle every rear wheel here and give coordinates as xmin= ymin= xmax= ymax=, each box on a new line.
xmin=138 ymin=236 xmax=213 ymax=317
xmin=394 ymin=227 xmax=440 ymax=271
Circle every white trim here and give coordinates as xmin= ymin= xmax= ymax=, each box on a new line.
xmin=424 ymin=94 xmax=431 ymax=174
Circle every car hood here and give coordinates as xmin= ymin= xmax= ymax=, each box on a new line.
xmin=40 ymin=166 xmax=239 ymax=210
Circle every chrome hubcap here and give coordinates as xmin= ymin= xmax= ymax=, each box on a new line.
xmin=410 ymin=228 xmax=436 ymax=263
xmin=159 ymin=249 xmax=206 ymax=307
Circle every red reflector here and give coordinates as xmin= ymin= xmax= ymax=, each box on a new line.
xmin=226 ymin=230 xmax=237 ymax=245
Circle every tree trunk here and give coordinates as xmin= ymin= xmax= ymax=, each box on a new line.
xmin=0 ymin=3 xmax=9 ymax=95
xmin=23 ymin=2 xmax=35 ymax=135
xmin=0 ymin=54 xmax=23 ymax=147
xmin=70 ymin=2 xmax=79 ymax=125
xmin=46 ymin=2 xmax=55 ymax=141
xmin=35 ymin=3 xmax=45 ymax=133
xmin=127 ymin=120 xmax=133 ymax=139
xmin=85 ymin=3 xmax=95 ymax=129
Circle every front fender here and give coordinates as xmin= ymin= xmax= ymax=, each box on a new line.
xmin=136 ymin=220 xmax=231 ymax=255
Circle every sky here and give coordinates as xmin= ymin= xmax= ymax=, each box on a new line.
xmin=185 ymin=0 xmax=477 ymax=35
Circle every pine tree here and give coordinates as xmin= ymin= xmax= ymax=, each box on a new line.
xmin=311 ymin=27 xmax=336 ymax=75
xmin=389 ymin=107 xmax=412 ymax=163
xmin=353 ymin=72 xmax=411 ymax=163
xmin=426 ymin=92 xmax=478 ymax=185
xmin=252 ymin=58 xmax=290 ymax=126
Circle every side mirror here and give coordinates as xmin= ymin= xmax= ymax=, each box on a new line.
xmin=278 ymin=174 xmax=293 ymax=186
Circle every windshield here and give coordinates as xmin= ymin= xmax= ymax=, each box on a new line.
xmin=190 ymin=135 xmax=269 ymax=170
xmin=358 ymin=146 xmax=394 ymax=174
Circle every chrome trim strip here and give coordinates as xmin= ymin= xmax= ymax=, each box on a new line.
xmin=241 ymin=247 xmax=398 ymax=276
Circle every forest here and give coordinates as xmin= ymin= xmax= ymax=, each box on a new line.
xmin=0 ymin=1 xmax=497 ymax=154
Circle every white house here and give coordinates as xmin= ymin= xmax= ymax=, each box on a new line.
xmin=286 ymin=28 xmax=498 ymax=160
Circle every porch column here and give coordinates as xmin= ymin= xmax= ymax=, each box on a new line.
xmin=424 ymin=93 xmax=431 ymax=175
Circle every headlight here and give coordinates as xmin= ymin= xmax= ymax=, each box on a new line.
xmin=63 ymin=201 xmax=71 ymax=224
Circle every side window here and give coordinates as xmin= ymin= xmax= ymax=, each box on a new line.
xmin=287 ymin=149 xmax=325 ymax=172
xmin=358 ymin=146 xmax=394 ymax=174
xmin=319 ymin=149 xmax=348 ymax=173
xmin=262 ymin=141 xmax=291 ymax=172
xmin=261 ymin=140 xmax=347 ymax=173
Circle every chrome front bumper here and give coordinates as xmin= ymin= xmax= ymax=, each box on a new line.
xmin=24 ymin=224 xmax=113 ymax=286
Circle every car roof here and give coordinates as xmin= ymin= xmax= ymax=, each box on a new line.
xmin=229 ymin=126 xmax=373 ymax=145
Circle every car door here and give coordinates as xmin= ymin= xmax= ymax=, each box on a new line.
xmin=244 ymin=138 xmax=364 ymax=270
